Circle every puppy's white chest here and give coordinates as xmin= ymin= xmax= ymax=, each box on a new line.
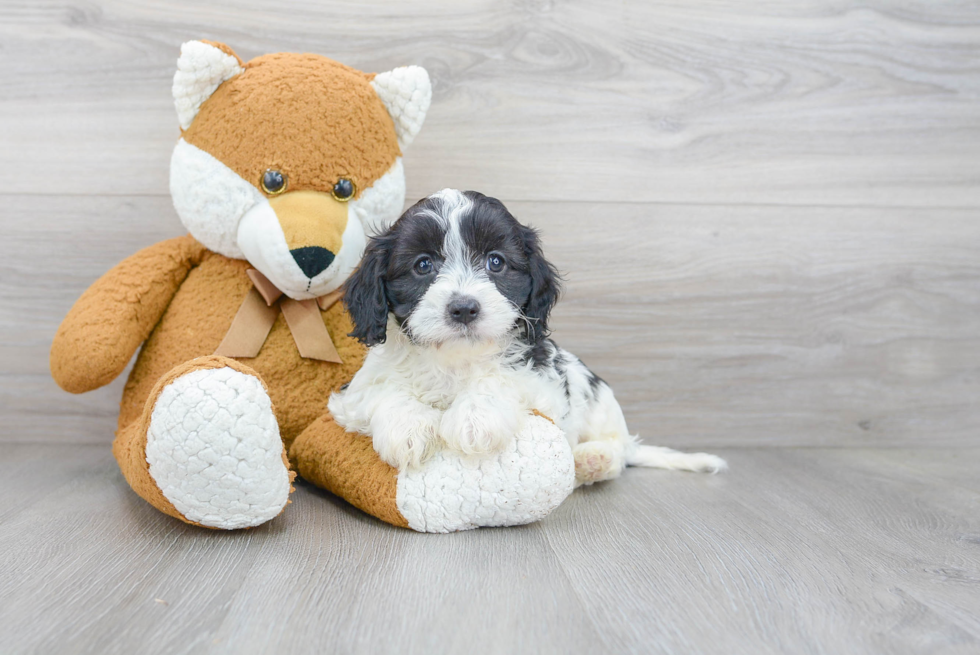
xmin=410 ymin=357 xmax=501 ymax=410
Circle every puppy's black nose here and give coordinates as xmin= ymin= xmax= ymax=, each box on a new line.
xmin=447 ymin=296 xmax=481 ymax=325
xmin=290 ymin=246 xmax=335 ymax=279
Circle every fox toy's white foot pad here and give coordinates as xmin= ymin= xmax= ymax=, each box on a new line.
xmin=145 ymin=367 xmax=291 ymax=529
xmin=396 ymin=415 xmax=575 ymax=533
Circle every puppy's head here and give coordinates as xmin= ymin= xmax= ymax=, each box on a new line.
xmin=344 ymin=189 xmax=561 ymax=348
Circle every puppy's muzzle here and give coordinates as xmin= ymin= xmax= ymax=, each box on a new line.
xmin=447 ymin=295 xmax=481 ymax=326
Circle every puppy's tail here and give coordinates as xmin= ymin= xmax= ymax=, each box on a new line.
xmin=626 ymin=444 xmax=727 ymax=474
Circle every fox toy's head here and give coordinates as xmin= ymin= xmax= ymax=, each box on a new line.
xmin=169 ymin=40 xmax=431 ymax=300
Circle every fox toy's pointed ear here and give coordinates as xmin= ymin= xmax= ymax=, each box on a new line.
xmin=173 ymin=40 xmax=243 ymax=130
xmin=371 ymin=66 xmax=432 ymax=150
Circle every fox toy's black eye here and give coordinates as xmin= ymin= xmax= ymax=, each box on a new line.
xmin=414 ymin=256 xmax=434 ymax=275
xmin=486 ymin=253 xmax=506 ymax=273
xmin=332 ymin=178 xmax=356 ymax=201
xmin=261 ymin=169 xmax=287 ymax=195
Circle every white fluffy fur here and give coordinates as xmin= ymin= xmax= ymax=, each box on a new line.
xmin=405 ymin=193 xmax=518 ymax=346
xmin=350 ymin=158 xmax=407 ymax=236
xmin=395 ymin=414 xmax=575 ymax=532
xmin=371 ymin=66 xmax=432 ymax=150
xmin=331 ymin=325 xmax=526 ymax=468
xmin=169 ymin=42 xmax=416 ymax=299
xmin=145 ymin=367 xmax=291 ymax=529
xmin=331 ymin=189 xmax=727 ymax=483
xmin=170 ymin=140 xmax=404 ymax=299
xmin=173 ymin=41 xmax=242 ymax=130
xmin=170 ymin=138 xmax=260 ymax=259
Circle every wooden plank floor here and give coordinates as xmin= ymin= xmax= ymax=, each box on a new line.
xmin=2 ymin=1 xmax=979 ymax=653
xmin=0 ymin=445 xmax=978 ymax=654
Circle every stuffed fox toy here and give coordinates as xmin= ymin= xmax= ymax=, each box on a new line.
xmin=51 ymin=41 xmax=428 ymax=529
xmin=50 ymin=41 xmax=575 ymax=533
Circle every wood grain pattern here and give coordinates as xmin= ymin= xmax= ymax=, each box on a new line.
xmin=0 ymin=444 xmax=978 ymax=654
xmin=2 ymin=1 xmax=979 ymax=653
xmin=0 ymin=1 xmax=978 ymax=205
xmin=542 ymin=448 xmax=980 ymax=654
xmin=6 ymin=195 xmax=978 ymax=447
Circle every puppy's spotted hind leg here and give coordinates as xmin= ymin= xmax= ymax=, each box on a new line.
xmin=573 ymin=441 xmax=626 ymax=486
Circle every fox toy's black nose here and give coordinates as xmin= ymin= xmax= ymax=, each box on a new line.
xmin=447 ymin=296 xmax=481 ymax=325
xmin=290 ymin=246 xmax=335 ymax=279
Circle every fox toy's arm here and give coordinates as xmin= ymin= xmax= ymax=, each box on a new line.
xmin=50 ymin=235 xmax=208 ymax=394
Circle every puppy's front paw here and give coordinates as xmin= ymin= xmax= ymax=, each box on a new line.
xmin=440 ymin=395 xmax=518 ymax=457
xmin=371 ymin=405 xmax=442 ymax=470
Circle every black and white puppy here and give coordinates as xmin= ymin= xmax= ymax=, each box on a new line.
xmin=329 ymin=190 xmax=726 ymax=484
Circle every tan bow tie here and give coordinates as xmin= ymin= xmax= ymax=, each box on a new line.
xmin=214 ymin=269 xmax=344 ymax=363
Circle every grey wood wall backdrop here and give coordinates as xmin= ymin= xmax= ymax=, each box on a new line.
xmin=3 ymin=0 xmax=977 ymax=448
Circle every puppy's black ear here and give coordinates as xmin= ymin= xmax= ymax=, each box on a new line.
xmin=343 ymin=236 xmax=392 ymax=346
xmin=520 ymin=225 xmax=562 ymax=344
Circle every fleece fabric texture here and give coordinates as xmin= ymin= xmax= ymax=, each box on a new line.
xmin=396 ymin=414 xmax=575 ymax=533
xmin=112 ymin=355 xmax=295 ymax=530
xmin=106 ymin=236 xmax=366 ymax=451
xmin=290 ymin=415 xmax=409 ymax=529
xmin=290 ymin=412 xmax=576 ymax=533
xmin=50 ymin=236 xmax=209 ymax=394
xmin=183 ymin=52 xmax=401 ymax=202
xmin=49 ymin=43 xmax=418 ymax=530
xmin=144 ymin=360 xmax=293 ymax=529
xmin=173 ymin=40 xmax=243 ymax=130
xmin=51 ymin=236 xmax=364 ymax=524
xmin=369 ymin=66 xmax=432 ymax=150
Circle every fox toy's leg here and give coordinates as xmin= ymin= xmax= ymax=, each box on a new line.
xmin=290 ymin=414 xmax=409 ymax=529
xmin=291 ymin=412 xmax=575 ymax=533
xmin=113 ymin=356 xmax=294 ymax=529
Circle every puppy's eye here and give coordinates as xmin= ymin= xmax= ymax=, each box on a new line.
xmin=332 ymin=178 xmax=356 ymax=202
xmin=414 ymin=256 xmax=434 ymax=275
xmin=261 ymin=169 xmax=287 ymax=195
xmin=486 ymin=253 xmax=506 ymax=273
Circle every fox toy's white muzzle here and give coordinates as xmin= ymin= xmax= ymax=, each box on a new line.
xmin=238 ymin=191 xmax=366 ymax=300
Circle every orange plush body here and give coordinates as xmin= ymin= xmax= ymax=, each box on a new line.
xmin=50 ymin=41 xmax=433 ymax=529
